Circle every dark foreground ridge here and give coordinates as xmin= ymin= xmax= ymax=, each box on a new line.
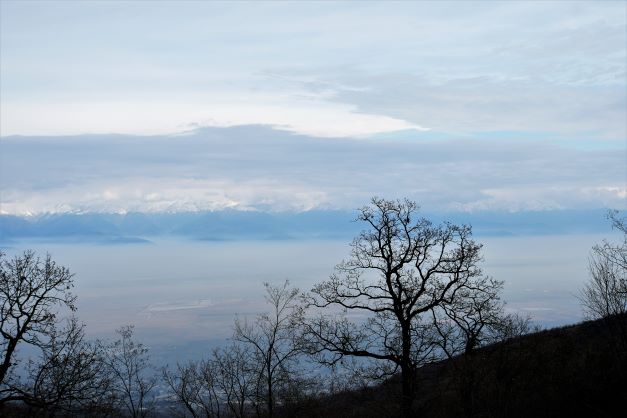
xmin=279 ymin=314 xmax=627 ymax=418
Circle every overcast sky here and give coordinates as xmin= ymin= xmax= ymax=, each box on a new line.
xmin=0 ymin=1 xmax=625 ymax=215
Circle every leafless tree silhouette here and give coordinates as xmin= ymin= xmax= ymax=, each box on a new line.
xmin=0 ymin=250 xmax=76 ymax=405
xmin=162 ymin=359 xmax=222 ymax=418
xmin=580 ymin=211 xmax=627 ymax=319
xmin=24 ymin=317 xmax=116 ymax=414
xmin=303 ymin=198 xmax=487 ymax=418
xmin=213 ymin=343 xmax=257 ymax=418
xmin=234 ymin=281 xmax=304 ymax=418
xmin=105 ymin=325 xmax=156 ymax=418
xmin=432 ymin=276 xmax=505 ymax=358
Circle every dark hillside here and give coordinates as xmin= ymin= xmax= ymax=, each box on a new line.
xmin=281 ymin=314 xmax=627 ymax=418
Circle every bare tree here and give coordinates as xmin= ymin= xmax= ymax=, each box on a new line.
xmin=213 ymin=344 xmax=257 ymax=418
xmin=163 ymin=343 xmax=260 ymax=418
xmin=580 ymin=210 xmax=627 ymax=319
xmin=432 ymin=276 xmax=505 ymax=358
xmin=234 ymin=281 xmax=304 ymax=418
xmin=303 ymin=198 xmax=486 ymax=418
xmin=0 ymin=250 xmax=76 ymax=405
xmin=106 ymin=325 xmax=157 ymax=418
xmin=603 ymin=210 xmax=627 ymax=270
xmin=25 ymin=317 xmax=116 ymax=415
xmin=431 ymin=277 xmax=508 ymax=418
xmin=581 ymin=251 xmax=627 ymax=319
xmin=162 ymin=360 xmax=222 ymax=418
xmin=489 ymin=311 xmax=534 ymax=343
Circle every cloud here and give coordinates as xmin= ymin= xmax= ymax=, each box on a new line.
xmin=450 ymin=186 xmax=627 ymax=213
xmin=0 ymin=96 xmax=422 ymax=138
xmin=270 ymin=72 xmax=625 ymax=142
xmin=1 ymin=126 xmax=623 ymax=215
xmin=1 ymin=3 xmax=623 ymax=215
xmin=0 ymin=177 xmax=332 ymax=214
xmin=1 ymin=2 xmax=623 ymax=139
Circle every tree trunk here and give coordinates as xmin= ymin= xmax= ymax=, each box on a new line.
xmin=401 ymin=323 xmax=414 ymax=418
xmin=401 ymin=365 xmax=414 ymax=418
xmin=267 ymin=372 xmax=273 ymax=418
xmin=0 ymin=337 xmax=19 ymax=386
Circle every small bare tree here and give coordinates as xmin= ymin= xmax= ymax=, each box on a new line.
xmin=25 ymin=317 xmax=116 ymax=415
xmin=0 ymin=250 xmax=76 ymax=405
xmin=234 ymin=281 xmax=304 ymax=418
xmin=432 ymin=276 xmax=505 ymax=358
xmin=303 ymin=198 xmax=486 ymax=418
xmin=163 ymin=343 xmax=260 ymax=418
xmin=602 ymin=211 xmax=627 ymax=270
xmin=581 ymin=251 xmax=627 ymax=319
xmin=162 ymin=359 xmax=222 ymax=418
xmin=580 ymin=211 xmax=627 ymax=319
xmin=213 ymin=344 xmax=257 ymax=418
xmin=106 ymin=325 xmax=157 ymax=418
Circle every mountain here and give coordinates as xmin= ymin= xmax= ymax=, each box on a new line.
xmin=0 ymin=209 xmax=610 ymax=244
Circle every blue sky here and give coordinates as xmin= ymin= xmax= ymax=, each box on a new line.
xmin=0 ymin=1 xmax=625 ymax=215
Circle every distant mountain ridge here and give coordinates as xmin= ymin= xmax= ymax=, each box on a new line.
xmin=0 ymin=209 xmax=611 ymax=244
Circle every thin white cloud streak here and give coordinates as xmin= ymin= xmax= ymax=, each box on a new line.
xmin=450 ymin=186 xmax=627 ymax=213
xmin=0 ymin=98 xmax=420 ymax=138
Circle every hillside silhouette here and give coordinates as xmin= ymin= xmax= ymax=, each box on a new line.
xmin=281 ymin=314 xmax=627 ymax=418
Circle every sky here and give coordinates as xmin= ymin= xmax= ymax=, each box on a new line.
xmin=0 ymin=1 xmax=625 ymax=215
